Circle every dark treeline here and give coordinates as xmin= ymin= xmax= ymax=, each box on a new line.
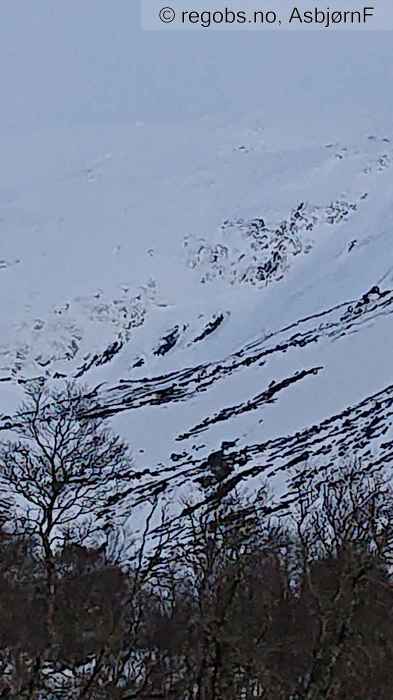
xmin=0 ymin=382 xmax=393 ymax=698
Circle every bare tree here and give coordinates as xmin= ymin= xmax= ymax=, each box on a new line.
xmin=154 ymin=486 xmax=294 ymax=700
xmin=289 ymin=461 xmax=393 ymax=700
xmin=3 ymin=385 xmax=393 ymax=700
xmin=0 ymin=380 xmax=140 ymax=697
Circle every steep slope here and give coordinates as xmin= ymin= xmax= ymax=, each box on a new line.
xmin=1 ymin=3 xmax=393 ymax=526
xmin=1 ymin=116 xmax=393 ymax=526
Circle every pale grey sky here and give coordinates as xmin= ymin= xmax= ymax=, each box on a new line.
xmin=1 ymin=0 xmax=392 ymax=132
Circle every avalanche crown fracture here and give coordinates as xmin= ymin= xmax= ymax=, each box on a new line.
xmin=288 ymin=6 xmax=375 ymax=27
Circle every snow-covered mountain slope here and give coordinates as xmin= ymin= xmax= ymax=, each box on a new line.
xmin=1 ymin=2 xmax=393 ymax=524
xmin=2 ymin=116 xmax=393 ymax=522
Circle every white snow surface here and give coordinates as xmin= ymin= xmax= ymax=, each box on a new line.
xmin=1 ymin=2 xmax=393 ymax=523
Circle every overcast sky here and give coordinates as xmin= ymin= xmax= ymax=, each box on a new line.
xmin=0 ymin=1 xmax=392 ymax=133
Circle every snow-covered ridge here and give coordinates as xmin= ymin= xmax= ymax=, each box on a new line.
xmin=1 ymin=131 xmax=392 ymax=384
xmin=1 ymin=115 xmax=393 ymax=522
